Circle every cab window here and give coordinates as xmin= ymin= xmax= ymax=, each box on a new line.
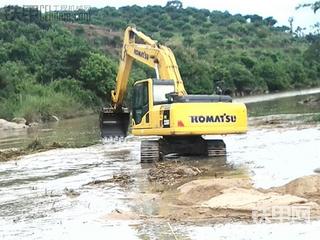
xmin=133 ymin=82 xmax=149 ymax=124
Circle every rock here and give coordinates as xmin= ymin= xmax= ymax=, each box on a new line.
xmin=64 ymin=187 xmax=80 ymax=197
xmin=28 ymin=122 xmax=39 ymax=127
xmin=0 ymin=119 xmax=27 ymax=130
xmin=11 ymin=117 xmax=27 ymax=125
xmin=314 ymin=168 xmax=320 ymax=174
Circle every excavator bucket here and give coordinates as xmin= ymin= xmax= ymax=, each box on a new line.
xmin=99 ymin=108 xmax=130 ymax=138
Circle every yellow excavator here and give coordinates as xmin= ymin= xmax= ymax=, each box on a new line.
xmin=100 ymin=26 xmax=247 ymax=163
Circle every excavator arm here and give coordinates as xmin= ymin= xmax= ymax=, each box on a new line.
xmin=110 ymin=26 xmax=186 ymax=109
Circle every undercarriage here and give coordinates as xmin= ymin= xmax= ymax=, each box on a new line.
xmin=140 ymin=136 xmax=226 ymax=163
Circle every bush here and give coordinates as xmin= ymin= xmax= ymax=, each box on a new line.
xmin=160 ymin=31 xmax=174 ymax=38
xmin=78 ymin=52 xmax=117 ymax=100
xmin=228 ymin=63 xmax=256 ymax=93
xmin=253 ymin=60 xmax=290 ymax=91
xmin=51 ymin=78 xmax=100 ymax=107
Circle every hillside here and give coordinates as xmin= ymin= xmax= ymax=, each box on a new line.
xmin=0 ymin=8 xmax=118 ymax=122
xmin=0 ymin=3 xmax=319 ymax=122
xmin=70 ymin=3 xmax=319 ymax=96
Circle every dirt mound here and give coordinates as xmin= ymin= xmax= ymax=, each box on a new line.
xmin=202 ymin=187 xmax=313 ymax=211
xmin=270 ymin=175 xmax=320 ymax=204
xmin=177 ymin=178 xmax=252 ymax=205
xmin=148 ymin=162 xmax=207 ymax=186
xmin=157 ymin=175 xmax=320 ymax=222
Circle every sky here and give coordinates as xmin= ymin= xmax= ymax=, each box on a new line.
xmin=0 ymin=0 xmax=319 ymax=32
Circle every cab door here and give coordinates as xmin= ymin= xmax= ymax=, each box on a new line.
xmin=132 ymin=81 xmax=151 ymax=128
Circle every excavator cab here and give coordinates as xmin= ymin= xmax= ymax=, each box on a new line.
xmin=132 ymin=80 xmax=149 ymax=126
xmin=100 ymin=78 xmax=176 ymax=138
xmin=132 ymin=79 xmax=175 ymax=126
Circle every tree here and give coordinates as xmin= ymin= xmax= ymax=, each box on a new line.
xmin=304 ymin=39 xmax=320 ymax=64
xmin=287 ymin=61 xmax=309 ymax=88
xmin=0 ymin=61 xmax=34 ymax=98
xmin=245 ymin=14 xmax=263 ymax=24
xmin=212 ymin=66 xmax=235 ymax=94
xmin=296 ymin=1 xmax=320 ymax=13
xmin=253 ymin=60 xmax=290 ymax=91
xmin=165 ymin=1 xmax=183 ymax=9
xmin=288 ymin=17 xmax=294 ymax=34
xmin=8 ymin=36 xmax=35 ymax=63
xmin=264 ymin=17 xmax=277 ymax=27
xmin=78 ymin=52 xmax=117 ymax=100
xmin=228 ymin=63 xmax=256 ymax=94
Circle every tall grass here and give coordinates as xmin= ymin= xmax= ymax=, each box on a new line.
xmin=0 ymin=84 xmax=86 ymax=123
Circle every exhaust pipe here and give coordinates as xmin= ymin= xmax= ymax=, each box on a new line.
xmin=99 ymin=107 xmax=130 ymax=138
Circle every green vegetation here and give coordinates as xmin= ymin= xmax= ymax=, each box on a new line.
xmin=0 ymin=9 xmax=117 ymax=122
xmin=312 ymin=113 xmax=320 ymax=122
xmin=0 ymin=3 xmax=319 ymax=122
xmin=85 ymin=3 xmax=320 ymax=96
xmin=297 ymin=1 xmax=320 ymax=13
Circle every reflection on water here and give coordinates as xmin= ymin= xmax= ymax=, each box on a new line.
xmin=0 ymin=114 xmax=100 ymax=150
xmin=247 ymin=93 xmax=320 ymax=117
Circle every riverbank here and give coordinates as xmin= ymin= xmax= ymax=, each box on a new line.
xmin=0 ymin=89 xmax=319 ymax=158
xmin=1 ymin=87 xmax=319 ymax=126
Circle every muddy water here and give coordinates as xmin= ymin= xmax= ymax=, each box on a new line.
xmin=0 ymin=127 xmax=319 ymax=239
xmin=0 ymin=140 xmax=142 ymax=239
xmin=246 ymin=93 xmax=320 ymax=117
xmin=0 ymin=92 xmax=320 ymax=239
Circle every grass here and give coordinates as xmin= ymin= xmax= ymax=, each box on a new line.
xmin=14 ymin=92 xmax=84 ymax=122
xmin=0 ymin=85 xmax=87 ymax=123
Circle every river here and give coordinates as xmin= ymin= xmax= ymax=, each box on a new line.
xmin=0 ymin=91 xmax=319 ymax=239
